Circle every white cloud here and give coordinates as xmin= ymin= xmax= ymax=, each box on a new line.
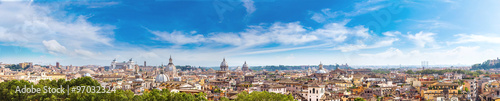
xmin=345 ymin=5 xmax=385 ymax=16
xmin=42 ymin=40 xmax=67 ymax=55
xmin=310 ymin=8 xmax=338 ymax=23
xmin=150 ymin=30 xmax=205 ymax=45
xmin=382 ymin=31 xmax=401 ymax=37
xmin=242 ymin=0 xmax=256 ymax=16
xmin=310 ymin=0 xmax=388 ymax=22
xmin=407 ymin=31 xmax=437 ymax=48
xmin=240 ymin=43 xmax=328 ymax=55
xmin=208 ymin=32 xmax=245 ymax=46
xmin=334 ymin=38 xmax=398 ymax=52
xmin=359 ymin=47 xmax=404 ymax=58
xmin=152 ymin=22 xmax=318 ymax=47
xmin=266 ymin=22 xmax=317 ymax=45
xmin=0 ymin=2 xmax=114 ymax=56
xmin=449 ymin=34 xmax=500 ymax=44
xmin=74 ymin=49 xmax=95 ymax=58
xmin=311 ymin=20 xmax=371 ymax=42
xmin=411 ymin=19 xmax=458 ymax=30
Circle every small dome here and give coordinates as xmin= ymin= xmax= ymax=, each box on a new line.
xmin=155 ymin=74 xmax=169 ymax=83
xmin=221 ymin=58 xmax=228 ymax=67
xmin=134 ymin=78 xmax=144 ymax=82
xmin=79 ymin=69 xmax=95 ymax=75
xmin=242 ymin=62 xmax=248 ymax=68
xmin=84 ymin=73 xmax=92 ymax=77
xmin=134 ymin=73 xmax=144 ymax=82
xmin=315 ymin=62 xmax=327 ymax=73
xmin=316 ymin=69 xmax=327 ymax=74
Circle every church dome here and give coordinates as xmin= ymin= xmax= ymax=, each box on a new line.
xmin=315 ymin=62 xmax=327 ymax=73
xmin=221 ymin=58 xmax=228 ymax=67
xmin=242 ymin=62 xmax=248 ymax=68
xmin=84 ymin=73 xmax=92 ymax=77
xmin=316 ymin=69 xmax=328 ymax=74
xmin=134 ymin=73 xmax=144 ymax=82
xmin=168 ymin=64 xmax=176 ymax=71
xmin=79 ymin=69 xmax=95 ymax=75
xmin=155 ymin=74 xmax=169 ymax=83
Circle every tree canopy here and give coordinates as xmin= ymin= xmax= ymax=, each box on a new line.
xmin=233 ymin=91 xmax=295 ymax=101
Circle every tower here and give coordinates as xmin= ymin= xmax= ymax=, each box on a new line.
xmin=56 ymin=62 xmax=60 ymax=68
xmin=144 ymin=61 xmax=146 ymax=67
xmin=319 ymin=62 xmax=324 ymax=70
xmin=168 ymin=55 xmax=177 ymax=77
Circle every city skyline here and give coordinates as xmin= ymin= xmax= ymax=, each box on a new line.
xmin=1 ymin=0 xmax=500 ymax=66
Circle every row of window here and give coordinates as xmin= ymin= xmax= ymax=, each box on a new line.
xmin=310 ymin=88 xmax=325 ymax=94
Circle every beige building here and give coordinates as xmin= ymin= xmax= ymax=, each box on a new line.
xmin=422 ymin=82 xmax=462 ymax=100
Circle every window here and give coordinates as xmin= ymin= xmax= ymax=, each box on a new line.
xmin=313 ymin=88 xmax=315 ymax=94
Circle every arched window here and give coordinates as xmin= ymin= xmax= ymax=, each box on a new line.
xmin=313 ymin=88 xmax=316 ymax=94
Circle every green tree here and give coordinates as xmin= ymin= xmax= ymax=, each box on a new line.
xmin=233 ymin=91 xmax=295 ymax=101
xmin=406 ymin=70 xmax=414 ymax=74
xmin=355 ymin=97 xmax=366 ymax=101
xmin=220 ymin=97 xmax=230 ymax=101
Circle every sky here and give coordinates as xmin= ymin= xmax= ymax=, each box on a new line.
xmin=1 ymin=0 xmax=500 ymax=67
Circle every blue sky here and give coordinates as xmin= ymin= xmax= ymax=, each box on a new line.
xmin=1 ymin=0 xmax=500 ymax=67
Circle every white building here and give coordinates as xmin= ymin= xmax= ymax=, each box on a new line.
xmin=266 ymin=85 xmax=287 ymax=94
xmin=28 ymin=72 xmax=52 ymax=84
xmin=378 ymin=81 xmax=397 ymax=87
xmin=302 ymin=84 xmax=326 ymax=101
xmin=111 ymin=58 xmax=136 ymax=70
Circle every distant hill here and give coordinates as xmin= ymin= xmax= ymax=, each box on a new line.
xmin=250 ymin=64 xmax=351 ymax=71
xmin=175 ymin=65 xmax=208 ymax=71
xmin=471 ymin=58 xmax=500 ymax=70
